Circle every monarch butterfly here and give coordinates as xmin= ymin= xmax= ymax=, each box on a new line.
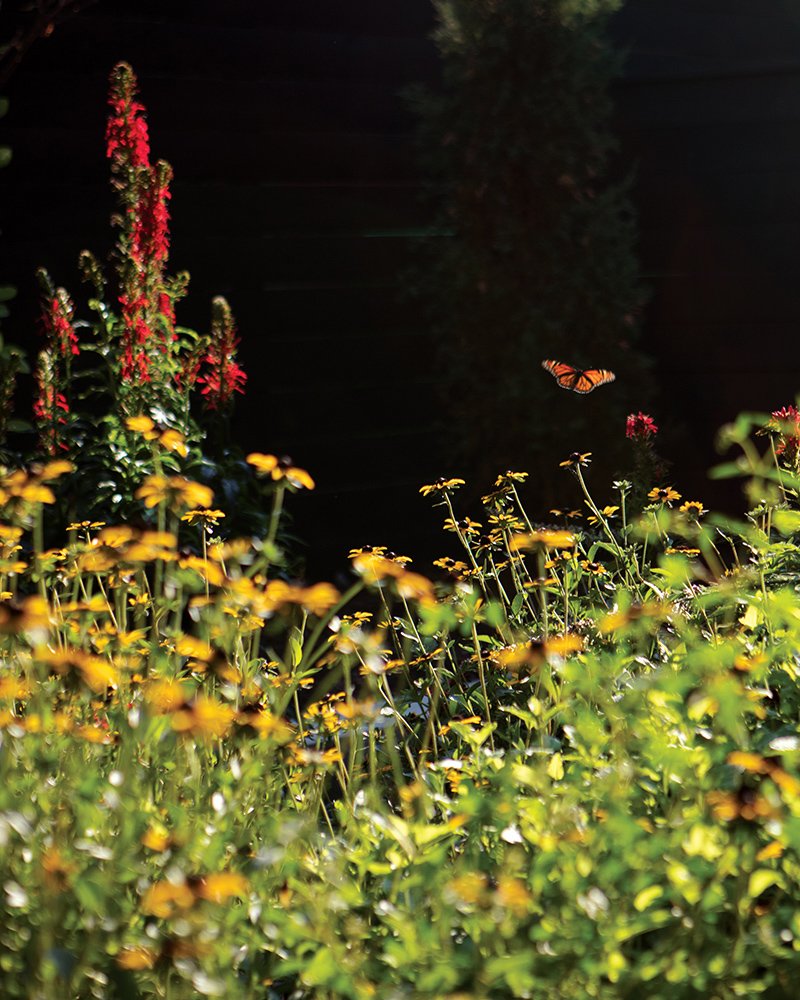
xmin=541 ymin=359 xmax=616 ymax=394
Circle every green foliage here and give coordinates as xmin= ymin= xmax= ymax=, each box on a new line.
xmin=412 ymin=0 xmax=651 ymax=493
xmin=0 ymin=408 xmax=798 ymax=997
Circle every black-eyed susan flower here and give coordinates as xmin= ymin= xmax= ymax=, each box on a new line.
xmin=246 ymin=453 xmax=314 ymax=490
xmin=580 ymin=560 xmax=607 ymax=576
xmin=348 ymin=545 xmax=387 ymax=559
xmin=550 ymin=508 xmax=582 ymax=520
xmin=135 ymin=475 xmax=214 ymax=512
xmin=509 ymin=530 xmax=576 ymax=551
xmin=495 ymin=471 xmax=528 ymax=486
xmin=419 ymin=477 xmax=465 ymax=497
xmin=679 ymin=500 xmax=707 ymax=518
xmin=586 ymin=504 xmax=619 ymax=526
xmin=648 ymin=486 xmax=682 ymax=504
xmin=170 ymin=695 xmax=234 ymax=739
xmin=559 ymin=452 xmax=592 ymax=469
xmin=444 ymin=516 xmax=482 ymax=536
xmin=181 ymin=508 xmax=225 ymax=528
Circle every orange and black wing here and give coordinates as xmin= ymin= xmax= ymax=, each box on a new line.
xmin=542 ymin=359 xmax=615 ymax=394
xmin=571 ymin=368 xmax=616 ymax=394
xmin=541 ymin=359 xmax=580 ymax=391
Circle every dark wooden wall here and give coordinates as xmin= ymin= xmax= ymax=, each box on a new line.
xmin=610 ymin=0 xmax=800 ymax=502
xmin=4 ymin=1 xmax=800 ymax=577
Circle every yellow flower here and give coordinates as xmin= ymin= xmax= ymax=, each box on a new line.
xmin=170 ymin=696 xmax=234 ymax=739
xmin=419 ymin=477 xmax=465 ymax=497
xmin=145 ymin=679 xmax=190 ymax=713
xmin=550 ymin=508 xmax=582 ymax=520
xmin=135 ymin=475 xmax=214 ymax=512
xmin=559 ymin=452 xmax=592 ymax=469
xmin=126 ymin=416 xmax=188 ymax=456
xmin=237 ymin=710 xmax=294 ymax=743
xmin=116 ymin=947 xmax=158 ymax=971
xmin=494 ymin=471 xmax=528 ymax=486
xmin=141 ymin=879 xmax=196 ymax=918
xmin=174 ymin=635 xmax=214 ymax=661
xmin=125 ymin=415 xmax=158 ymax=439
xmin=38 ymin=460 xmax=74 ymax=481
xmin=36 ymin=646 xmax=119 ymax=691
xmin=158 ymin=429 xmax=188 ymax=457
xmin=648 ymin=486 xmax=682 ymax=504
xmin=679 ymin=500 xmax=707 ymax=518
xmin=586 ymin=504 xmax=619 ymax=526
xmin=580 ymin=560 xmax=607 ymax=576
xmin=444 ymin=517 xmax=482 ymax=535
xmin=246 ymin=453 xmax=315 ymax=490
xmin=142 ymin=826 xmax=172 ymax=853
xmin=195 ymin=872 xmax=249 ymax=904
xmin=509 ymin=530 xmax=576 ymax=551
xmin=181 ymin=508 xmax=226 ymax=526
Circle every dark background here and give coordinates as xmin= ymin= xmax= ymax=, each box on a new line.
xmin=2 ymin=0 xmax=800 ymax=579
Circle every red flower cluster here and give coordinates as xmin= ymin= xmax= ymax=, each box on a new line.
xmin=198 ymin=297 xmax=247 ymax=410
xmin=33 ymin=353 xmax=70 ymax=456
xmin=41 ymin=291 xmax=79 ymax=358
xmin=106 ymin=63 xmax=150 ymax=171
xmin=118 ymin=293 xmax=153 ymax=383
xmin=769 ymin=405 xmax=800 ymax=462
xmin=130 ymin=162 xmax=171 ymax=268
xmin=626 ymin=412 xmax=658 ymax=441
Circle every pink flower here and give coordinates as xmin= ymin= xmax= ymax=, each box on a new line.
xmin=626 ymin=412 xmax=658 ymax=441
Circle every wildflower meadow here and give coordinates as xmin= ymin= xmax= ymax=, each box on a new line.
xmin=3 ymin=63 xmax=800 ymax=1000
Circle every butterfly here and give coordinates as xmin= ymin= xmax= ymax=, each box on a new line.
xmin=541 ymin=359 xmax=616 ymax=394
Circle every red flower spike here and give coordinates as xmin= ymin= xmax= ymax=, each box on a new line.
xmin=197 ymin=297 xmax=247 ymax=410
xmin=106 ymin=62 xmax=150 ymax=171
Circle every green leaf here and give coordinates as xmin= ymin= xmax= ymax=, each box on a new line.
xmin=634 ymin=885 xmax=663 ymax=911
xmin=0 ymin=147 xmax=11 ymax=168
xmin=748 ymin=869 xmax=783 ymax=899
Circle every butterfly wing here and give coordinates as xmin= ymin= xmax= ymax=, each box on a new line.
xmin=541 ymin=359 xmax=580 ymax=391
xmin=572 ymin=368 xmax=616 ymax=394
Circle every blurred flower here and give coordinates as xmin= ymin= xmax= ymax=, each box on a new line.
xmin=196 ymin=872 xmax=249 ymax=904
xmin=136 ymin=475 xmax=214 ymax=511
xmin=550 ymin=508 xmax=582 ymax=520
xmin=116 ymin=947 xmax=157 ymax=971
xmin=679 ymin=500 xmax=707 ymax=518
xmin=181 ymin=508 xmax=225 ymax=527
xmin=768 ymin=405 xmax=800 ymax=463
xmin=141 ymin=879 xmax=195 ymax=918
xmin=509 ymin=530 xmax=575 ymax=551
xmin=246 ymin=453 xmax=314 ymax=490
